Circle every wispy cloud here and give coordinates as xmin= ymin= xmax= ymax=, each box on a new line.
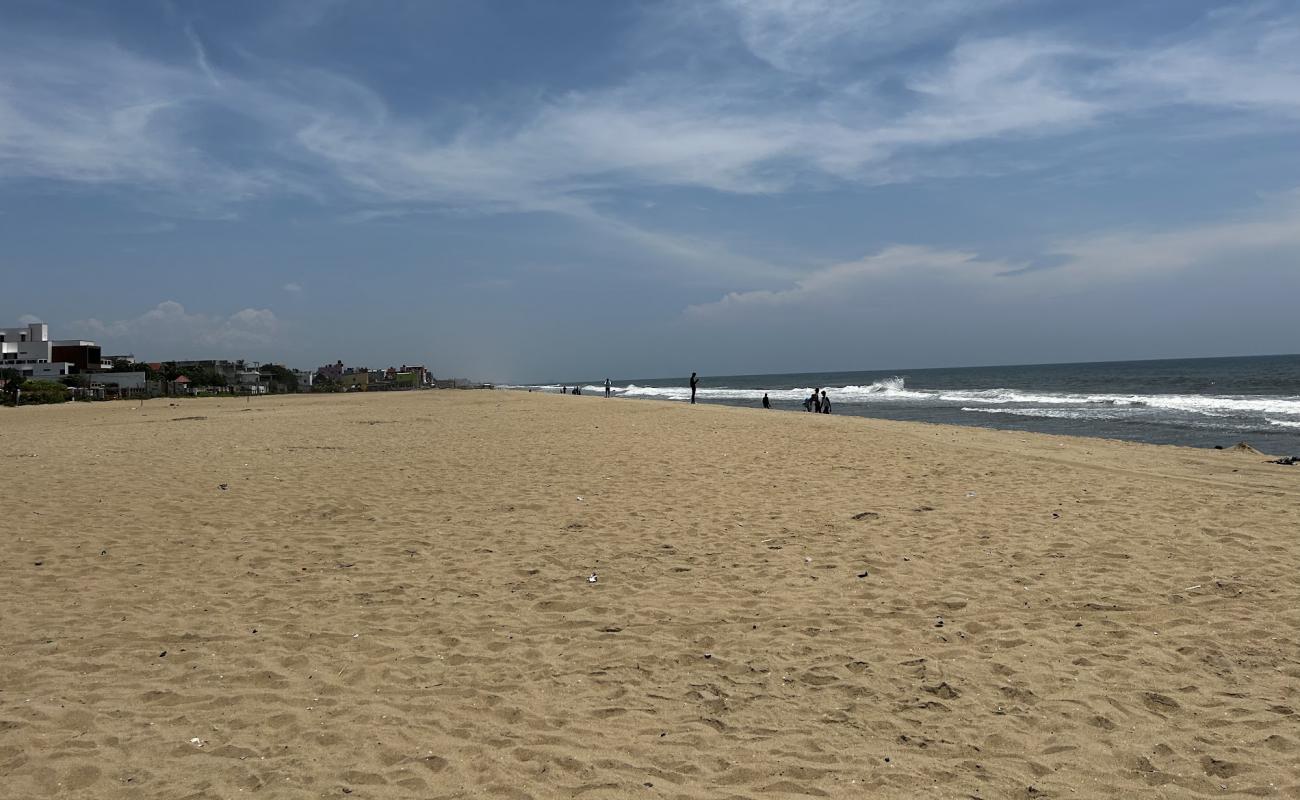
xmin=1117 ymin=3 xmax=1300 ymax=117
xmin=184 ymin=23 xmax=222 ymax=89
xmin=716 ymin=0 xmax=1020 ymax=74
xmin=282 ymin=282 xmax=302 ymax=294
xmin=2 ymin=2 xmax=1300 ymax=249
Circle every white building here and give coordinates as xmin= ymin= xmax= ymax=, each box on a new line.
xmin=0 ymin=322 xmax=73 ymax=379
xmin=234 ymin=369 xmax=267 ymax=393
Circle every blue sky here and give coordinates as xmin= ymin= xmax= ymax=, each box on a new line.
xmin=2 ymin=0 xmax=1299 ymax=382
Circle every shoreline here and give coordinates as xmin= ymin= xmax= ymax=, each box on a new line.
xmin=504 ymin=387 xmax=1298 ymax=458
xmin=515 ymin=353 xmax=1300 ymax=454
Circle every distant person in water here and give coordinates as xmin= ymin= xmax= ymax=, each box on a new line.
xmin=605 ymin=378 xmax=612 ymax=398
xmin=561 ymin=386 xmax=567 ymax=394
xmin=821 ymin=390 xmax=831 ymax=414
xmin=762 ymin=392 xmax=771 ymax=409
xmin=690 ymin=372 xmax=699 ymax=404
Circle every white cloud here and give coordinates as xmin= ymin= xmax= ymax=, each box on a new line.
xmin=2 ymin=2 xmax=1300 ymax=240
xmin=1049 ymin=199 xmax=1300 ymax=285
xmin=283 ymin=282 xmax=303 ymax=293
xmin=0 ymin=38 xmax=274 ymax=201
xmin=687 ymin=193 xmax=1300 ymax=318
xmin=74 ymin=301 xmax=281 ymax=352
xmin=718 ymin=0 xmax=1019 ymax=75
xmin=17 ymin=314 xmax=43 ymax=325
xmin=686 ymin=245 xmax=1015 ymax=317
xmin=1117 ymin=5 xmax=1300 ymax=117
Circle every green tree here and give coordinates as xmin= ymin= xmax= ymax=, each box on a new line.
xmin=167 ymin=364 xmax=227 ymax=388
xmin=110 ymin=359 xmax=150 ymax=376
xmin=191 ymin=366 xmax=224 ymax=387
xmin=2 ymin=368 xmax=24 ymax=404
xmin=259 ymin=363 xmax=298 ymax=393
xmin=20 ymin=380 xmax=70 ymax=404
xmin=312 ymin=374 xmax=340 ymax=393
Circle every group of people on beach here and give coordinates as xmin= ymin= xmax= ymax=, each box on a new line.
xmin=561 ymin=378 xmax=614 ymax=397
xmin=564 ymin=373 xmax=831 ymax=414
xmin=803 ymin=389 xmax=832 ymax=414
xmin=693 ymin=373 xmax=830 ymax=414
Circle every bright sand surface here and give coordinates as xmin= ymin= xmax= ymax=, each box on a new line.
xmin=2 ymin=390 xmax=1298 ymax=799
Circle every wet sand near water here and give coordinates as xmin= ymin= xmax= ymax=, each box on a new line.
xmin=2 ymin=390 xmax=1298 ymax=798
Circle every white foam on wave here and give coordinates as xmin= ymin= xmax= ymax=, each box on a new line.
xmin=600 ymin=377 xmax=920 ymax=403
xmin=963 ymin=407 xmax=1289 ymax=433
xmin=513 ymin=377 xmax=1300 ymax=424
xmin=944 ymin=389 xmax=1300 ymax=417
xmin=961 ymin=406 xmax=1123 ymax=421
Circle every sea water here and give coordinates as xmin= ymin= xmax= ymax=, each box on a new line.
xmin=518 ymin=354 xmax=1300 ymax=453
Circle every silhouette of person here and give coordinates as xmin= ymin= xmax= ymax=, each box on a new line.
xmin=605 ymin=378 xmax=612 ymax=398
xmin=813 ymin=388 xmax=822 ymax=413
xmin=690 ymin=372 xmax=699 ymax=404
xmin=821 ymin=390 xmax=831 ymax=414
xmin=804 ymin=391 xmax=815 ymax=412
xmin=762 ymin=392 xmax=770 ymax=409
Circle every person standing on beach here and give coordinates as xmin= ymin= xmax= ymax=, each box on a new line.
xmin=762 ymin=392 xmax=770 ymax=409
xmin=690 ymin=372 xmax=699 ymax=404
xmin=804 ymin=391 xmax=815 ymax=412
xmin=813 ymin=388 xmax=823 ymax=413
xmin=605 ymin=378 xmax=612 ymax=398
xmin=821 ymin=390 xmax=831 ymax=414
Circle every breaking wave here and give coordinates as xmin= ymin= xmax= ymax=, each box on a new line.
xmin=511 ymin=377 xmax=1300 ymax=419
xmin=941 ymin=389 xmax=1300 ymax=417
xmin=577 ymin=377 xmax=923 ymax=403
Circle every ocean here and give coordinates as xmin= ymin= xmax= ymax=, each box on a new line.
xmin=514 ymin=354 xmax=1300 ymax=454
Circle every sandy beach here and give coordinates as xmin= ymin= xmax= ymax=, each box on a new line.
xmin=2 ymin=390 xmax=1297 ymax=799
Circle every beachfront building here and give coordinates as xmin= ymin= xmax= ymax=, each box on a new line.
xmin=168 ymin=359 xmax=268 ymax=393
xmin=399 ymin=364 xmax=432 ymax=387
xmin=339 ymin=370 xmax=369 ymax=391
xmin=94 ymin=371 xmax=149 ymax=394
xmin=51 ymin=340 xmax=102 ymax=374
xmin=234 ymin=367 xmax=266 ymax=394
xmin=318 ymin=360 xmax=345 ymax=381
xmin=1 ymin=322 xmax=76 ymax=379
xmin=294 ymin=370 xmax=315 ymax=392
